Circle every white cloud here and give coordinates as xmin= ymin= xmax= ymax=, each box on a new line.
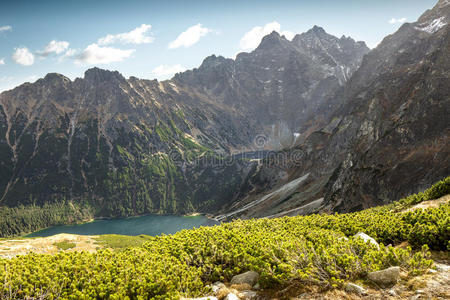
xmin=56 ymin=48 xmax=77 ymax=62
xmin=0 ymin=25 xmax=12 ymax=32
xmin=12 ymin=47 xmax=35 ymax=66
xmin=169 ymin=24 xmax=211 ymax=49
xmin=239 ymin=21 xmax=294 ymax=51
xmin=151 ymin=64 xmax=186 ymax=78
xmin=389 ymin=18 xmax=407 ymax=24
xmin=37 ymin=40 xmax=70 ymax=56
xmin=63 ymin=48 xmax=77 ymax=57
xmin=0 ymin=58 xmax=4 ymax=65
xmin=76 ymin=43 xmax=135 ymax=64
xmin=98 ymin=24 xmax=154 ymax=45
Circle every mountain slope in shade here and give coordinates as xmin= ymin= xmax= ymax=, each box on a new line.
xmin=323 ymin=0 xmax=450 ymax=212
xmin=220 ymin=0 xmax=449 ymax=219
xmin=0 ymin=68 xmax=256 ymax=223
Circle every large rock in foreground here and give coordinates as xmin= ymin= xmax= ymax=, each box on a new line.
xmin=368 ymin=266 xmax=400 ymax=286
xmin=354 ymin=232 xmax=380 ymax=249
xmin=230 ymin=271 xmax=259 ymax=286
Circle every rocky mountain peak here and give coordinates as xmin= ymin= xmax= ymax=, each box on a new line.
xmin=417 ymin=0 xmax=449 ymax=26
xmin=309 ymin=25 xmax=327 ymax=34
xmin=256 ymin=30 xmax=289 ymax=50
xmin=199 ymin=55 xmax=232 ymax=69
xmin=43 ymin=73 xmax=70 ymax=83
xmin=83 ymin=67 xmax=126 ymax=84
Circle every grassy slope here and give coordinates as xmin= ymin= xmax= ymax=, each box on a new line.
xmin=0 ymin=177 xmax=448 ymax=299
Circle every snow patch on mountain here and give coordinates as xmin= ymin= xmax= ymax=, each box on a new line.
xmin=415 ymin=17 xmax=447 ymax=34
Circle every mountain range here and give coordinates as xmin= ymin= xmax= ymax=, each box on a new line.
xmin=0 ymin=0 xmax=448 ymax=236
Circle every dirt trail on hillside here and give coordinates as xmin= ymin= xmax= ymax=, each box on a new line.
xmin=404 ymin=194 xmax=449 ymax=212
xmin=0 ymin=233 xmax=100 ymax=258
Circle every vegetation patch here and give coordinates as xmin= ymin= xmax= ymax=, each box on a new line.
xmin=0 ymin=178 xmax=447 ymax=299
xmin=53 ymin=240 xmax=76 ymax=251
xmin=0 ymin=202 xmax=94 ymax=238
xmin=95 ymin=234 xmax=153 ymax=249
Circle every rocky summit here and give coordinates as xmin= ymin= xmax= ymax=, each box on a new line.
xmin=0 ymin=0 xmax=449 ymax=237
xmin=174 ymin=28 xmax=369 ymax=148
xmin=215 ymin=0 xmax=450 ymax=219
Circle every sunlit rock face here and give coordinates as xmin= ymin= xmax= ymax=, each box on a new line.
xmin=174 ymin=28 xmax=369 ymax=140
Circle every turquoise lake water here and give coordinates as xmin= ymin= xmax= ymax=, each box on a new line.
xmin=27 ymin=215 xmax=218 ymax=237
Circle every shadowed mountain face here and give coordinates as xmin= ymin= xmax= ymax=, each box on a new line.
xmin=322 ymin=0 xmax=450 ymax=212
xmin=0 ymin=68 xmax=257 ymax=220
xmin=220 ymin=0 xmax=449 ymax=219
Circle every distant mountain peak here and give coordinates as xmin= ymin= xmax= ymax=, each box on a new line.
xmin=84 ymin=67 xmax=125 ymax=83
xmin=310 ymin=25 xmax=326 ymax=34
xmin=256 ymin=30 xmax=289 ymax=50
xmin=43 ymin=73 xmax=70 ymax=83
xmin=199 ymin=55 xmax=232 ymax=69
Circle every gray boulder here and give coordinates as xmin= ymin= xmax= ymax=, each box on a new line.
xmin=354 ymin=232 xmax=380 ymax=249
xmin=240 ymin=290 xmax=257 ymax=299
xmin=224 ymin=293 xmax=240 ymax=300
xmin=211 ymin=282 xmax=225 ymax=293
xmin=367 ymin=266 xmax=400 ymax=286
xmin=344 ymin=283 xmax=367 ymax=295
xmin=231 ymin=271 xmax=259 ymax=286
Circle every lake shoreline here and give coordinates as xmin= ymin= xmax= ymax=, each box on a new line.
xmin=25 ymin=213 xmax=219 ymax=238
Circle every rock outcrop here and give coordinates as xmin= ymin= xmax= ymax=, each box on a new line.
xmin=219 ymin=0 xmax=450 ymax=218
xmin=230 ymin=271 xmax=260 ymax=286
xmin=367 ymin=266 xmax=401 ymax=286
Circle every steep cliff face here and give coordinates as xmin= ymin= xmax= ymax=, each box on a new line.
xmin=322 ymin=0 xmax=450 ymax=212
xmin=219 ymin=0 xmax=449 ymax=219
xmin=174 ymin=29 xmax=369 ymax=147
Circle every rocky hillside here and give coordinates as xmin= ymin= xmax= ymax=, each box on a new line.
xmin=0 ymin=68 xmax=256 ymax=227
xmin=0 ymin=1 xmax=448 ymax=236
xmin=322 ymin=0 xmax=450 ymax=212
xmin=219 ymin=0 xmax=449 ymax=219
xmin=175 ymin=28 xmax=369 ymax=148
xmin=0 ymin=26 xmax=369 ymax=236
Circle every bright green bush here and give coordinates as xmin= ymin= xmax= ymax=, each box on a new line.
xmin=403 ymin=203 xmax=450 ymax=250
xmin=0 ymin=212 xmax=438 ymax=299
xmin=394 ymin=176 xmax=450 ymax=209
xmin=0 ymin=178 xmax=447 ymax=299
xmin=54 ymin=240 xmax=76 ymax=251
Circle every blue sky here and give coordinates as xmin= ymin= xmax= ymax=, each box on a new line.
xmin=0 ymin=0 xmax=437 ymax=92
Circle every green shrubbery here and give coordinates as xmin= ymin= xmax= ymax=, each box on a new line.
xmin=0 ymin=177 xmax=448 ymax=299
xmin=53 ymin=240 xmax=76 ymax=251
xmin=394 ymin=176 xmax=450 ymax=210
xmin=403 ymin=204 xmax=449 ymax=250
xmin=0 ymin=217 xmax=435 ymax=299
